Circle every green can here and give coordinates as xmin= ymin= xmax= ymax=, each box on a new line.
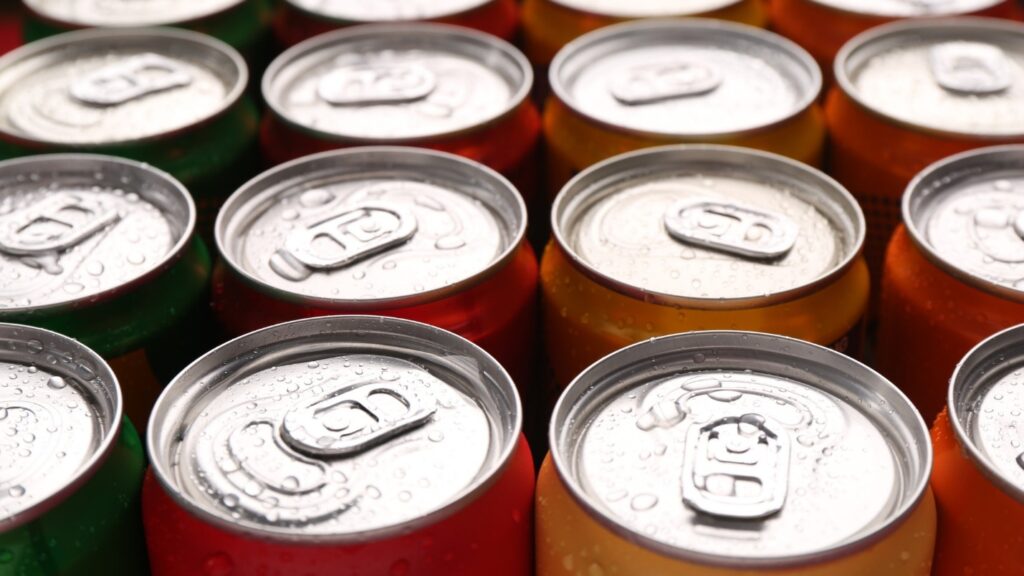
xmin=0 ymin=323 xmax=147 ymax=575
xmin=0 ymin=154 xmax=213 ymax=430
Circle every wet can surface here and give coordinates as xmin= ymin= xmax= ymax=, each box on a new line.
xmin=537 ymin=331 xmax=936 ymax=575
xmin=0 ymin=323 xmax=147 ymax=575
xmin=542 ymin=145 xmax=867 ymax=390
xmin=544 ymin=19 xmax=824 ymax=201
xmin=876 ymin=146 xmax=1024 ymax=420
xmin=0 ymin=154 xmax=212 ymax=430
xmin=0 ymin=28 xmax=259 ymax=240
xmin=213 ymin=147 xmax=538 ymax=396
xmin=931 ymin=325 xmax=1024 ymax=576
xmin=260 ymin=24 xmax=540 ymax=206
xmin=144 ymin=315 xmax=534 ymax=576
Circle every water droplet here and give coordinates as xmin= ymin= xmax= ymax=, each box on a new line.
xmin=606 ymin=489 xmax=628 ymax=502
xmin=8 ymin=485 xmax=25 ymax=498
xmin=994 ymin=179 xmax=1013 ymax=191
xmin=26 ymin=340 xmax=43 ymax=354
xmin=306 ymin=361 xmax=319 ymax=369
xmin=203 ymin=553 xmax=234 ymax=576
xmin=709 ymin=390 xmax=742 ymax=402
xmin=47 ymin=376 xmax=66 ymax=390
xmin=588 ymin=563 xmax=606 ymax=576
xmin=282 ymin=476 xmax=299 ymax=491
xmin=299 ymin=189 xmax=333 ymax=207
xmin=398 ymin=491 xmax=412 ymax=502
xmin=435 ymin=236 xmax=466 ymax=250
xmin=86 ymin=261 xmax=105 ymax=276
xmin=127 ymin=253 xmax=145 ymax=265
xmin=63 ymin=282 xmax=84 ymax=294
xmin=636 ymin=400 xmax=687 ymax=431
xmin=693 ymin=353 xmax=706 ymax=363
xmin=630 ymin=494 xmax=658 ymax=511
xmin=428 ymin=430 xmax=444 ymax=442
xmin=281 ymin=209 xmax=300 ymax=221
xmin=222 ymin=494 xmax=239 ymax=508
xmin=382 ymin=261 xmax=397 ymax=270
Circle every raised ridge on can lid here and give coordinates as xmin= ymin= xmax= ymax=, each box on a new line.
xmin=216 ymin=147 xmax=526 ymax=309
xmin=263 ymin=24 xmax=531 ymax=142
xmin=22 ymin=0 xmax=245 ymax=28
xmin=284 ymin=0 xmax=490 ymax=22
xmin=549 ymin=0 xmax=743 ymax=19
xmin=0 ymin=323 xmax=122 ymax=530
xmin=904 ymin=145 xmax=1024 ymax=302
xmin=836 ymin=18 xmax=1024 ymax=138
xmin=549 ymin=19 xmax=821 ymax=139
xmin=808 ymin=0 xmax=1003 ymax=18
xmin=551 ymin=331 xmax=932 ymax=567
xmin=0 ymin=28 xmax=247 ymax=146
xmin=949 ymin=324 xmax=1024 ymax=503
xmin=552 ymin=145 xmax=864 ymax=309
xmin=148 ymin=315 xmax=521 ymax=541
xmin=0 ymin=154 xmax=195 ymax=313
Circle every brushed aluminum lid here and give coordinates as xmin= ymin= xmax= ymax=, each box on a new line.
xmin=22 ymin=0 xmax=245 ymax=27
xmin=284 ymin=0 xmax=491 ymax=24
xmin=549 ymin=0 xmax=742 ymax=18
xmin=809 ymin=0 xmax=1003 ymax=17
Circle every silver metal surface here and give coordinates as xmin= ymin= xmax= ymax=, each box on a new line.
xmin=284 ymin=0 xmax=491 ymax=23
xmin=810 ymin=0 xmax=1003 ymax=17
xmin=550 ymin=0 xmax=742 ymax=18
xmin=23 ymin=0 xmax=245 ymax=27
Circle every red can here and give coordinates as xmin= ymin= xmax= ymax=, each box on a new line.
xmin=144 ymin=315 xmax=534 ymax=576
xmin=0 ymin=1 xmax=21 ymax=56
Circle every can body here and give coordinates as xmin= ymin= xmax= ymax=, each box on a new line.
xmin=0 ymin=1 xmax=21 ymax=56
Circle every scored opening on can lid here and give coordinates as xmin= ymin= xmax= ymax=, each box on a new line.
xmin=0 ymin=154 xmax=196 ymax=314
xmin=263 ymin=23 xmax=531 ymax=143
xmin=551 ymin=144 xmax=865 ymax=309
xmin=283 ymin=0 xmax=492 ymax=24
xmin=549 ymin=19 xmax=821 ymax=140
xmin=0 ymin=28 xmax=247 ymax=146
xmin=904 ymin=145 xmax=1024 ymax=302
xmin=0 ymin=323 xmax=123 ymax=531
xmin=550 ymin=330 xmax=932 ymax=568
xmin=949 ymin=323 xmax=1024 ymax=503
xmin=805 ymin=0 xmax=1003 ymax=18
xmin=836 ymin=17 xmax=1024 ymax=139
xmin=21 ymin=0 xmax=246 ymax=28
xmin=147 ymin=314 xmax=522 ymax=542
xmin=216 ymin=146 xmax=527 ymax=310
xmin=548 ymin=0 xmax=744 ymax=19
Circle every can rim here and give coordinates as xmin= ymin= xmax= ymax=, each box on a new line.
xmin=0 ymin=153 xmax=198 ymax=315
xmin=0 ymin=27 xmax=248 ymax=147
xmin=216 ymin=145 xmax=528 ymax=310
xmin=280 ymin=0 xmax=495 ymax=25
xmin=549 ymin=329 xmax=934 ymax=568
xmin=804 ymin=0 xmax=1005 ymax=19
xmin=550 ymin=144 xmax=866 ymax=310
xmin=546 ymin=0 xmax=745 ymax=19
xmin=0 ymin=322 xmax=124 ymax=531
xmin=548 ymin=18 xmax=822 ymax=140
xmin=20 ymin=0 xmax=248 ymax=29
xmin=949 ymin=323 xmax=1024 ymax=504
xmin=903 ymin=144 xmax=1024 ymax=303
xmin=147 ymin=314 xmax=524 ymax=543
xmin=262 ymin=23 xmax=533 ymax=145
xmin=834 ymin=17 xmax=1024 ymax=141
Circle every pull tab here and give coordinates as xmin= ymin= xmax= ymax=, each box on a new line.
xmin=682 ymin=413 xmax=789 ymax=520
xmin=70 ymin=53 xmax=193 ymax=107
xmin=611 ymin=60 xmax=721 ymax=105
xmin=280 ymin=381 xmax=436 ymax=457
xmin=0 ymin=193 xmax=120 ymax=256
xmin=930 ymin=42 xmax=1012 ymax=95
xmin=664 ymin=198 xmax=798 ymax=260
xmin=318 ymin=62 xmax=436 ymax=106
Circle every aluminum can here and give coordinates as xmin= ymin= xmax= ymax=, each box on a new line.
xmin=537 ymin=330 xmax=936 ymax=575
xmin=144 ymin=315 xmax=534 ymax=576
xmin=0 ymin=0 xmax=21 ymax=56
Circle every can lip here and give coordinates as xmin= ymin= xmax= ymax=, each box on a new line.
xmin=21 ymin=0 xmax=247 ymax=29
xmin=546 ymin=0 xmax=744 ymax=19
xmin=0 ymin=27 xmax=248 ymax=147
xmin=549 ymin=329 xmax=934 ymax=568
xmin=262 ymin=22 xmax=533 ymax=145
xmin=550 ymin=144 xmax=866 ymax=310
xmin=0 ymin=322 xmax=124 ymax=531
xmin=216 ymin=145 xmax=528 ymax=310
xmin=147 ymin=314 xmax=523 ymax=543
xmin=548 ymin=18 xmax=822 ymax=140
xmin=803 ymin=0 xmax=1005 ymax=19
xmin=280 ymin=0 xmax=494 ymax=25
xmin=834 ymin=17 xmax=1024 ymax=141
xmin=902 ymin=144 xmax=1024 ymax=303
xmin=0 ymin=153 xmax=198 ymax=316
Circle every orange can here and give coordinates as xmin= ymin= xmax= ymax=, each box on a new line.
xmin=876 ymin=146 xmax=1024 ymax=421
xmin=827 ymin=18 xmax=1024 ymax=294
xmin=544 ymin=19 xmax=825 ymax=201
xmin=541 ymin=145 xmax=868 ymax=390
xmin=537 ymin=330 xmax=936 ymax=576
xmin=931 ymin=324 xmax=1024 ymax=576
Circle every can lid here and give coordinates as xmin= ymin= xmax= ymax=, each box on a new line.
xmin=264 ymin=24 xmax=531 ymax=142
xmin=22 ymin=0 xmax=246 ymax=28
xmin=148 ymin=315 xmax=522 ymax=541
xmin=836 ymin=18 xmax=1024 ymax=139
xmin=552 ymin=145 xmax=864 ymax=309
xmin=549 ymin=0 xmax=743 ymax=18
xmin=0 ymin=154 xmax=195 ymax=314
xmin=0 ymin=323 xmax=122 ymax=530
xmin=216 ymin=147 xmax=526 ymax=310
xmin=0 ymin=28 xmax=247 ymax=146
xmin=551 ymin=331 xmax=932 ymax=567
xmin=903 ymin=145 xmax=1024 ymax=303
xmin=807 ymin=0 xmax=1003 ymax=17
xmin=549 ymin=19 xmax=820 ymax=139
xmin=283 ymin=0 xmax=491 ymax=22
xmin=949 ymin=323 xmax=1024 ymax=504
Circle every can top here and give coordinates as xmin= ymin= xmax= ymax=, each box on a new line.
xmin=284 ymin=0 xmax=491 ymax=22
xmin=148 ymin=315 xmax=522 ymax=541
xmin=552 ymin=145 xmax=864 ymax=309
xmin=0 ymin=154 xmax=196 ymax=313
xmin=950 ymin=324 xmax=1024 ymax=503
xmin=0 ymin=28 xmax=247 ymax=146
xmin=904 ymin=145 xmax=1024 ymax=303
xmin=217 ymin=147 xmax=526 ymax=309
xmin=836 ymin=18 xmax=1024 ymax=138
xmin=0 ymin=323 xmax=123 ymax=531
xmin=551 ymin=331 xmax=932 ymax=567
xmin=22 ymin=0 xmax=246 ymax=27
xmin=549 ymin=0 xmax=743 ymax=18
xmin=264 ymin=24 xmax=531 ymax=142
xmin=549 ymin=19 xmax=820 ymax=139
xmin=807 ymin=0 xmax=1003 ymax=18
